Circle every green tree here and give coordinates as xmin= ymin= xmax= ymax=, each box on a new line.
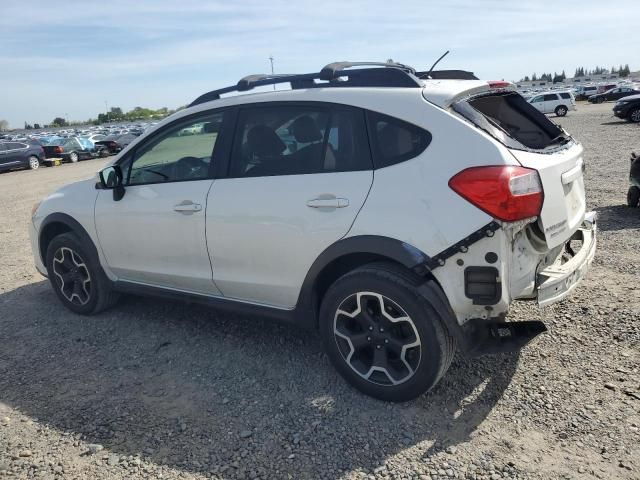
xmin=51 ymin=117 xmax=68 ymax=127
xmin=0 ymin=119 xmax=9 ymax=131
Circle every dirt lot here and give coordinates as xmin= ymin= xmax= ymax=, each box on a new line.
xmin=0 ymin=102 xmax=638 ymax=480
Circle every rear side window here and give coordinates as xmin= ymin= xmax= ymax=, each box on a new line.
xmin=366 ymin=111 xmax=432 ymax=168
xmin=543 ymin=94 xmax=558 ymax=101
xmin=560 ymin=92 xmax=571 ymax=99
xmin=230 ymin=105 xmax=371 ymax=178
xmin=454 ymin=92 xmax=567 ymax=151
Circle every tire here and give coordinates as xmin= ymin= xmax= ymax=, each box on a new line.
xmin=319 ymin=262 xmax=456 ymax=402
xmin=555 ymin=105 xmax=568 ymax=117
xmin=596 ymin=97 xmax=604 ymax=104
xmin=28 ymin=155 xmax=40 ymax=170
xmin=628 ymin=186 xmax=640 ymax=208
xmin=629 ymin=108 xmax=640 ymax=123
xmin=69 ymin=152 xmax=79 ymax=163
xmin=45 ymin=232 xmax=119 ymax=315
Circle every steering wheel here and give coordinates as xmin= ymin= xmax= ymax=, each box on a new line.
xmin=174 ymin=156 xmax=205 ymax=179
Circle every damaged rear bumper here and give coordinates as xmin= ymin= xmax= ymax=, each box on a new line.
xmin=536 ymin=211 xmax=597 ymax=307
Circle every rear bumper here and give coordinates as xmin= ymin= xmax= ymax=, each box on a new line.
xmin=536 ymin=211 xmax=596 ymax=307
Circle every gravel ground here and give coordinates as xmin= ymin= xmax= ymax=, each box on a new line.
xmin=0 ymin=102 xmax=638 ymax=480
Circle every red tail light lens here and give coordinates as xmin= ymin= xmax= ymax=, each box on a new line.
xmin=54 ymin=146 xmax=63 ymax=154
xmin=449 ymin=166 xmax=543 ymax=222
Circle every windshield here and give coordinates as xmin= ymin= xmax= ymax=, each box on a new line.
xmin=453 ymin=91 xmax=570 ymax=151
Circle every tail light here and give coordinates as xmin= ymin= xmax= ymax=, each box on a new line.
xmin=54 ymin=146 xmax=63 ymax=154
xmin=449 ymin=166 xmax=543 ymax=222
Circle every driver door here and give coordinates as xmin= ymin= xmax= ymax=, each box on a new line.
xmin=95 ymin=111 xmax=225 ymax=295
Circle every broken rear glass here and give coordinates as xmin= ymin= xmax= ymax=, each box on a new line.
xmin=453 ymin=91 xmax=570 ymax=151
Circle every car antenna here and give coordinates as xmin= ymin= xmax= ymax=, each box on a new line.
xmin=425 ymin=50 xmax=450 ymax=79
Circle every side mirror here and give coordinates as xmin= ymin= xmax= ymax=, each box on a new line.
xmin=98 ymin=165 xmax=126 ymax=201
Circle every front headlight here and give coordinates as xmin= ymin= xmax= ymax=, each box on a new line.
xmin=31 ymin=201 xmax=41 ymax=218
xmin=616 ymin=101 xmax=628 ymax=105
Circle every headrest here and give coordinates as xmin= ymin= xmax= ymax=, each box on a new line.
xmin=290 ymin=115 xmax=323 ymax=143
xmin=247 ymin=125 xmax=286 ymax=157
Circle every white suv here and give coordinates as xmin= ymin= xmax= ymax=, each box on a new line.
xmin=30 ymin=62 xmax=596 ymax=401
xmin=528 ymin=91 xmax=576 ymax=116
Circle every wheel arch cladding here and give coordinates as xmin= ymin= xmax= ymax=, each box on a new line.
xmin=296 ymin=235 xmax=437 ymax=327
xmin=39 ymin=213 xmax=98 ymax=267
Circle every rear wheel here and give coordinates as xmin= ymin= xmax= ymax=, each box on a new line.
xmin=319 ymin=262 xmax=456 ymax=402
xmin=28 ymin=155 xmax=40 ymax=170
xmin=45 ymin=232 xmax=119 ymax=315
xmin=629 ymin=108 xmax=640 ymax=123
xmin=596 ymin=97 xmax=604 ymax=104
xmin=69 ymin=152 xmax=79 ymax=163
xmin=628 ymin=186 xmax=640 ymax=207
xmin=555 ymin=105 xmax=568 ymax=117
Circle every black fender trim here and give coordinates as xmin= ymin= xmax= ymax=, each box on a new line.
xmin=38 ymin=213 xmax=101 ymax=268
xmin=294 ymin=235 xmax=433 ymax=328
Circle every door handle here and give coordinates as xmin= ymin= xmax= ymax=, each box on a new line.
xmin=306 ymin=197 xmax=349 ymax=209
xmin=173 ymin=201 xmax=202 ymax=213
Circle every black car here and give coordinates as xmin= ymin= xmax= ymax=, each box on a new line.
xmin=588 ymin=86 xmax=640 ymax=104
xmin=41 ymin=137 xmax=102 ymax=162
xmin=95 ymin=134 xmax=137 ymax=154
xmin=0 ymin=141 xmax=45 ymax=172
xmin=613 ymin=94 xmax=640 ymax=123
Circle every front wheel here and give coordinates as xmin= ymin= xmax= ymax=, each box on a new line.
xmin=629 ymin=108 xmax=640 ymax=123
xmin=555 ymin=105 xmax=568 ymax=117
xmin=319 ymin=263 xmax=456 ymax=402
xmin=597 ymin=97 xmax=604 ymax=104
xmin=28 ymin=155 xmax=40 ymax=170
xmin=69 ymin=152 xmax=79 ymax=163
xmin=628 ymin=186 xmax=640 ymax=207
xmin=45 ymin=232 xmax=119 ymax=315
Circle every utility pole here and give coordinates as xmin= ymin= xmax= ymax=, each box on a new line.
xmin=105 ymin=100 xmax=109 ymax=123
xmin=269 ymin=55 xmax=275 ymax=90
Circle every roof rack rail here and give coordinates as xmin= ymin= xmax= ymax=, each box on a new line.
xmin=188 ymin=63 xmax=422 ymax=107
xmin=187 ymin=61 xmax=477 ymax=108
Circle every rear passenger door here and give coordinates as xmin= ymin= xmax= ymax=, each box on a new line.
xmin=205 ymin=103 xmax=373 ymax=308
xmin=542 ymin=94 xmax=559 ymax=113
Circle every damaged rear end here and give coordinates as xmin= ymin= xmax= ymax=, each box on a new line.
xmin=437 ymin=84 xmax=597 ymax=353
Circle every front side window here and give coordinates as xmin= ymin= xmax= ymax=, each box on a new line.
xmin=530 ymin=96 xmax=543 ymax=103
xmin=366 ymin=111 xmax=432 ymax=168
xmin=230 ymin=105 xmax=371 ymax=177
xmin=125 ymin=112 xmax=223 ymax=185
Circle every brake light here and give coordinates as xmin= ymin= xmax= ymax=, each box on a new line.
xmin=449 ymin=166 xmax=543 ymax=222
xmin=488 ymin=80 xmax=512 ymax=89
xmin=54 ymin=146 xmax=63 ymax=154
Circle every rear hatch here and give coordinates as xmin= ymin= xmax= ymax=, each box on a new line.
xmin=451 ymin=90 xmax=585 ymax=248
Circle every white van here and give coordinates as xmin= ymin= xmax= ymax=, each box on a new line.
xmin=528 ymin=91 xmax=576 ymax=116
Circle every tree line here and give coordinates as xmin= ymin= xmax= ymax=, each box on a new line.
xmin=518 ymin=64 xmax=633 ymax=83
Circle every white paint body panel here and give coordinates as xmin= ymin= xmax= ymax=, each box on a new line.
xmin=94 ymin=180 xmax=220 ymax=295
xmin=206 ymin=171 xmax=373 ymax=307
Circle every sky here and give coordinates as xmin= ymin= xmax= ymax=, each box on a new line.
xmin=1 ymin=0 xmax=637 ymax=128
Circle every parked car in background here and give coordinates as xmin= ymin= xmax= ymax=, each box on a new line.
xmin=528 ymin=91 xmax=575 ymax=116
xmin=613 ymin=94 xmax=640 ymax=122
xmin=0 ymin=141 xmax=45 ymax=171
xmin=574 ymin=85 xmax=598 ymax=100
xmin=588 ymin=86 xmax=640 ymax=104
xmin=41 ymin=137 xmax=101 ymax=163
xmin=95 ymin=134 xmax=137 ymax=155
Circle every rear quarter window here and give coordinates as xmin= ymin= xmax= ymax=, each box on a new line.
xmin=560 ymin=93 xmax=571 ymax=99
xmin=365 ymin=111 xmax=432 ymax=168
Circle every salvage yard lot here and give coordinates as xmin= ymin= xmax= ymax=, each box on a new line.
xmin=0 ymin=102 xmax=638 ymax=479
